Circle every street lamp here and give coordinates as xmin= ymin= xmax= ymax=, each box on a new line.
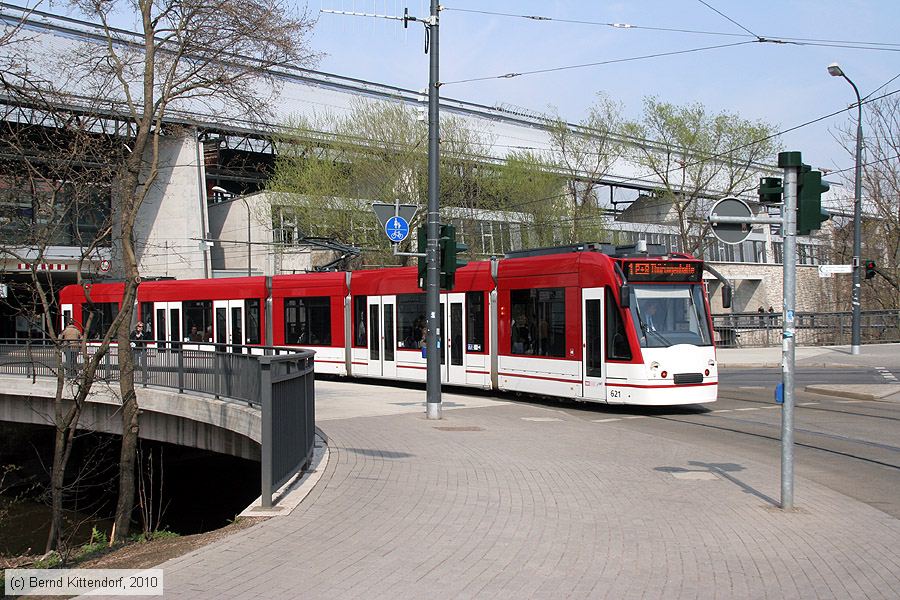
xmin=212 ymin=186 xmax=252 ymax=277
xmin=827 ymin=62 xmax=863 ymax=355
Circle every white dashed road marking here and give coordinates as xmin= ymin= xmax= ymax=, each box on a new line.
xmin=734 ymin=407 xmax=759 ymax=412
xmin=875 ymin=366 xmax=898 ymax=382
xmin=521 ymin=417 xmax=563 ymax=422
xmin=592 ymin=418 xmax=621 ymax=423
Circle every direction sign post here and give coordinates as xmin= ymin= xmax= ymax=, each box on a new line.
xmin=817 ymin=264 xmax=853 ymax=278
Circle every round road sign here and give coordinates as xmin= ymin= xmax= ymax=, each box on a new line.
xmin=385 ymin=216 xmax=410 ymax=243
xmin=709 ymin=197 xmax=753 ymax=245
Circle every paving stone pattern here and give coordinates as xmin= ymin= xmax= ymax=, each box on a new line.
xmin=156 ymin=402 xmax=899 ymax=599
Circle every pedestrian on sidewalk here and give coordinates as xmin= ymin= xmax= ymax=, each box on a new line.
xmin=60 ymin=318 xmax=81 ymax=376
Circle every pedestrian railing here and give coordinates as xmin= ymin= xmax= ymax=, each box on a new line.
xmin=711 ymin=310 xmax=900 ymax=348
xmin=0 ymin=341 xmax=316 ymax=508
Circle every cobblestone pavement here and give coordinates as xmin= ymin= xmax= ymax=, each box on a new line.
xmin=154 ymin=395 xmax=900 ymax=599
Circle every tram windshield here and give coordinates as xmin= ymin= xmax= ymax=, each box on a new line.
xmin=629 ymin=284 xmax=712 ymax=348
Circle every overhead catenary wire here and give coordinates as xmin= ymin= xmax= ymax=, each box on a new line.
xmin=442 ymin=6 xmax=900 ymax=50
xmin=696 ymin=0 xmax=760 ymax=39
xmin=441 ymin=41 xmax=757 ymax=86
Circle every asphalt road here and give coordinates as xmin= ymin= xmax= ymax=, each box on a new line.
xmin=508 ymin=375 xmax=900 ymax=519
xmin=720 ymin=366 xmax=899 ymax=386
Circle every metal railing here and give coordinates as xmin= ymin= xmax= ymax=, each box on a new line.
xmin=260 ymin=353 xmax=316 ymax=508
xmin=0 ymin=341 xmax=316 ymax=508
xmin=711 ymin=310 xmax=900 ymax=348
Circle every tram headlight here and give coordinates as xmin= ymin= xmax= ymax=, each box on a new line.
xmin=660 ymin=371 xmax=668 ymax=379
xmin=705 ymin=369 xmax=710 ymax=376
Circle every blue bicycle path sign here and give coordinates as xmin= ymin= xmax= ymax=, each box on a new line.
xmin=385 ymin=216 xmax=410 ymax=243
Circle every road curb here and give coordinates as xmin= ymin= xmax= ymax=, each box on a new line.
xmin=804 ymin=386 xmax=879 ymax=401
xmin=804 ymin=385 xmax=900 ymax=402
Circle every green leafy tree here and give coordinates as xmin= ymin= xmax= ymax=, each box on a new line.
xmin=544 ymin=93 xmax=623 ymax=245
xmin=623 ymin=97 xmax=779 ymax=256
xmin=268 ymin=100 xmax=560 ymax=263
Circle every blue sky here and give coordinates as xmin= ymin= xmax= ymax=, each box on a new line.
xmin=302 ymin=1 xmax=900 ymax=176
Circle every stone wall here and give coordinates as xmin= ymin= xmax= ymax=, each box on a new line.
xmin=706 ymin=262 xmax=836 ymax=313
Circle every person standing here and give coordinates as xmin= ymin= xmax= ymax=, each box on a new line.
xmin=60 ymin=319 xmax=81 ymax=376
xmin=130 ymin=321 xmax=151 ymax=377
xmin=130 ymin=321 xmax=150 ymax=348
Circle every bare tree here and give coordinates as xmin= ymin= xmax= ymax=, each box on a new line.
xmin=0 ymin=80 xmax=133 ymax=552
xmin=55 ymin=0 xmax=318 ymax=542
xmin=832 ymin=95 xmax=900 ymax=310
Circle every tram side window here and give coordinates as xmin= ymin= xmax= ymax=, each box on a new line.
xmin=246 ymin=299 xmax=261 ymax=345
xmin=182 ymin=300 xmax=213 ymax=342
xmin=81 ymin=302 xmax=118 ymax=340
xmin=510 ymin=288 xmax=565 ymax=358
xmin=605 ymin=289 xmax=632 ymax=361
xmin=353 ymin=296 xmax=367 ymax=347
xmin=466 ymin=292 xmax=485 ymax=352
xmin=139 ymin=303 xmax=153 ymax=336
xmin=284 ymin=297 xmax=331 ymax=345
xmin=397 ymin=293 xmax=426 ymax=349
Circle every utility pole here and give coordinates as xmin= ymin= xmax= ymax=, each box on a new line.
xmin=424 ymin=0 xmax=442 ymax=420
xmin=321 ymin=3 xmax=443 ymax=419
xmin=708 ymin=151 xmax=829 ymax=511
xmin=778 ymin=151 xmax=801 ymax=511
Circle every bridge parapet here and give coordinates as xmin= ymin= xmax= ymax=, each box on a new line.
xmin=0 ymin=343 xmax=315 ymax=508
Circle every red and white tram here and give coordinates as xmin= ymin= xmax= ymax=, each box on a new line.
xmin=59 ymin=244 xmax=729 ymax=406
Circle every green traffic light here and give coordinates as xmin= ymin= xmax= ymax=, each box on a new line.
xmin=797 ymin=167 xmax=830 ymax=235
xmin=759 ymin=177 xmax=783 ymax=204
xmin=438 ymin=224 xmax=468 ymax=290
xmin=417 ymin=224 xmax=427 ymax=289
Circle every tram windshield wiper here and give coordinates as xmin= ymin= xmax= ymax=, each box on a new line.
xmin=641 ymin=322 xmax=673 ymax=346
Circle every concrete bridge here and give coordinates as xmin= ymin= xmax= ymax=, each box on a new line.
xmin=0 ymin=345 xmax=316 ymax=506
xmin=0 ymin=376 xmax=261 ymax=460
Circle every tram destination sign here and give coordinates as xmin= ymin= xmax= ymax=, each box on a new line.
xmin=624 ymin=260 xmax=703 ymax=282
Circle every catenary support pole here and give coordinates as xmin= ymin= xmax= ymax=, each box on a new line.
xmin=425 ymin=0 xmax=442 ymax=419
xmin=779 ymin=151 xmax=800 ymax=511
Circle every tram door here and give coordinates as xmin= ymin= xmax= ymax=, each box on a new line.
xmin=366 ymin=296 xmax=396 ymax=379
xmin=441 ymin=293 xmax=466 ymax=385
xmin=153 ymin=302 xmax=183 ymax=349
xmin=581 ymin=288 xmax=606 ymax=401
xmin=213 ymin=300 xmax=244 ymax=352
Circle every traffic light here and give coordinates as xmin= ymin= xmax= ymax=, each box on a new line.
xmin=796 ymin=166 xmax=830 ymax=235
xmin=865 ymin=260 xmax=877 ymax=280
xmin=439 ymin=224 xmax=468 ymax=290
xmin=417 ymin=224 xmax=427 ymax=289
xmin=758 ymin=177 xmax=783 ymax=205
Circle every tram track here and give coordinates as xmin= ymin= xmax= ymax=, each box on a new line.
xmin=648 ymin=412 xmax=900 ymax=471
xmin=718 ymin=390 xmax=900 ymax=422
